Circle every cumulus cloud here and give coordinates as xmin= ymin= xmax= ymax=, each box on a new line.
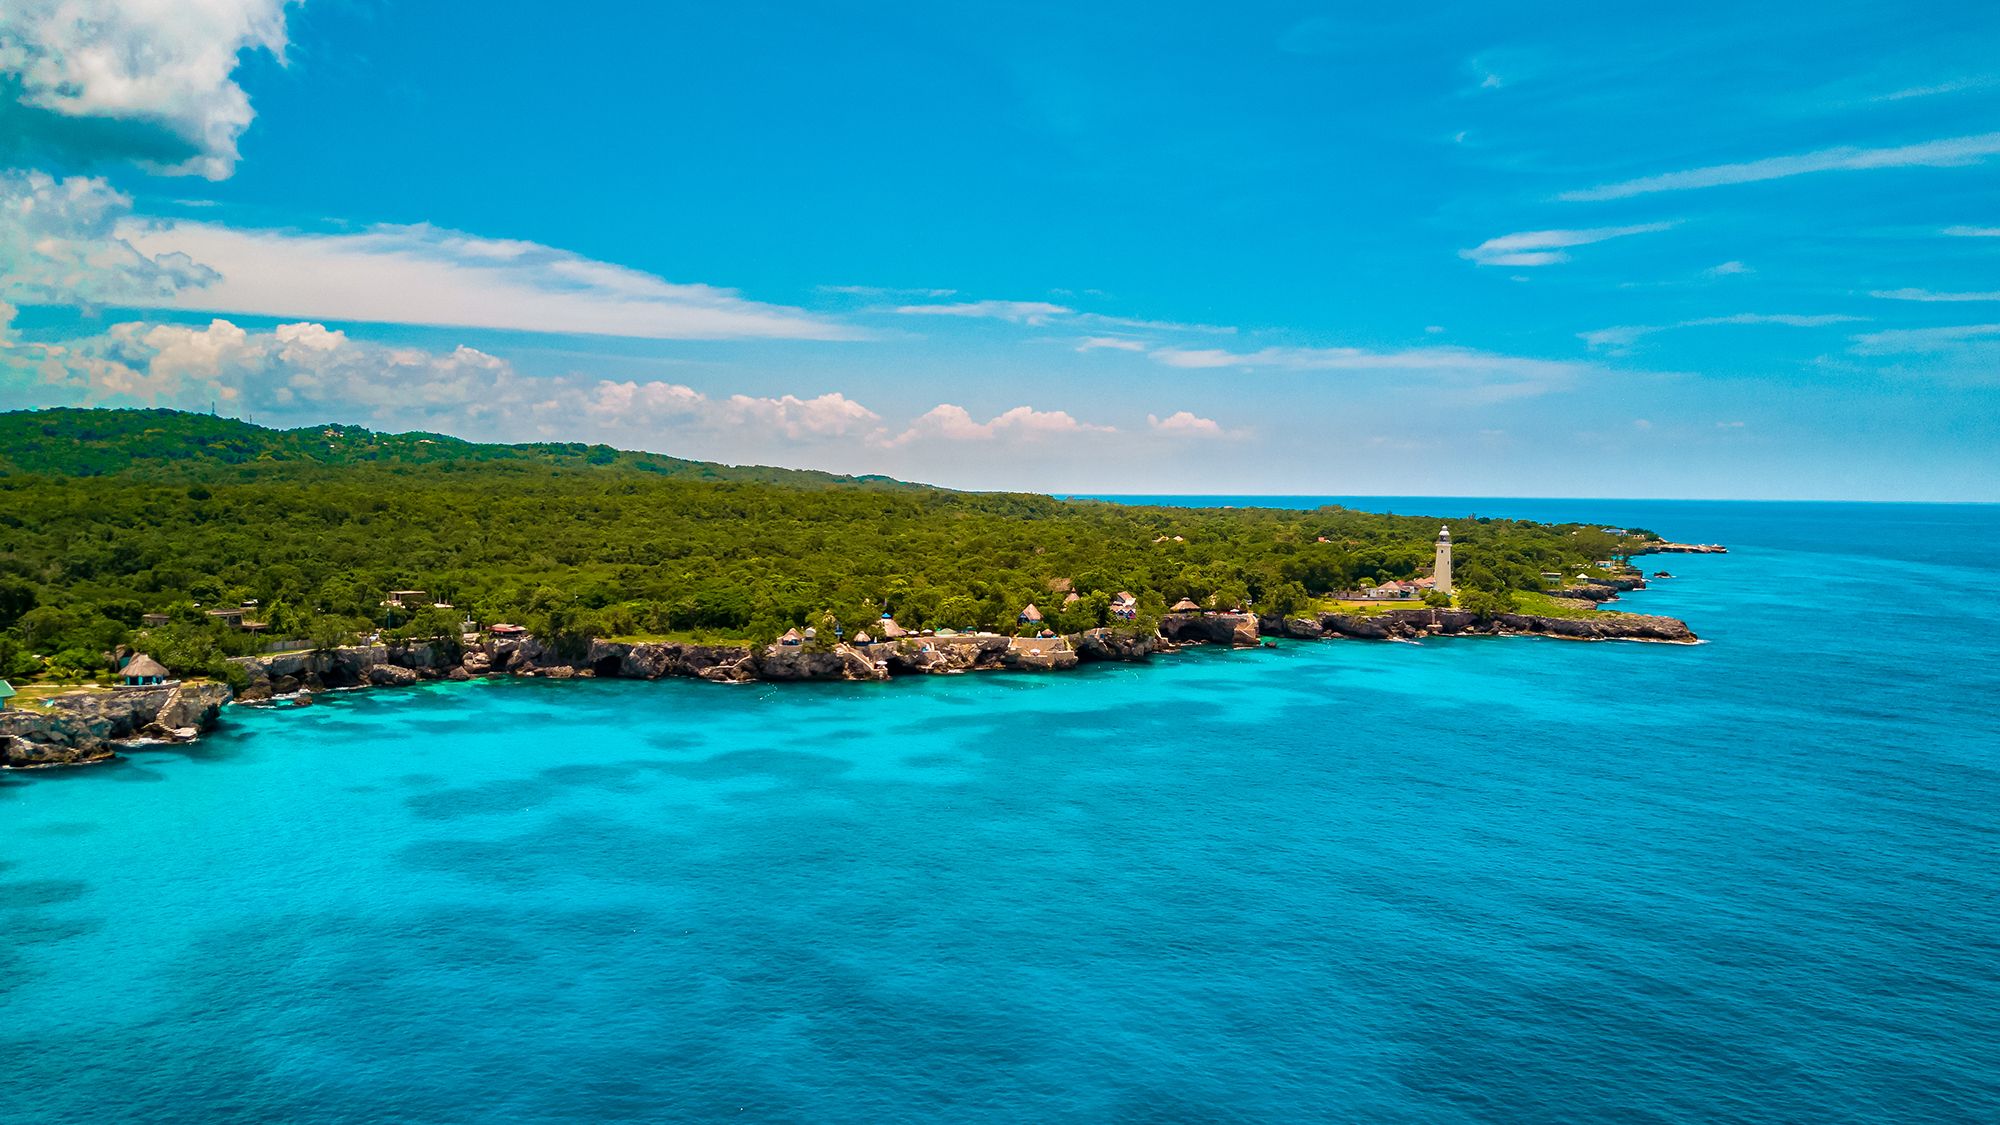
xmin=1560 ymin=132 xmax=2000 ymax=202
xmin=1147 ymin=411 xmax=1230 ymax=438
xmin=114 ymin=219 xmax=859 ymax=341
xmin=10 ymin=316 xmax=887 ymax=444
xmin=1460 ymin=223 xmax=1675 ymax=267
xmin=892 ymin=403 xmax=1114 ymax=445
xmin=24 ymin=318 xmax=524 ymax=416
xmin=0 ymin=171 xmax=218 ymax=307
xmin=584 ymin=380 xmax=880 ymax=440
xmin=0 ymin=0 xmax=292 ymax=178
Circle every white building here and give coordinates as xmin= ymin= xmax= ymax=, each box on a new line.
xmin=1434 ymin=526 xmax=1454 ymax=595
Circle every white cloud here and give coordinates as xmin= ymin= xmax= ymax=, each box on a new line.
xmin=1561 ymin=132 xmax=2000 ymax=202
xmin=1147 ymin=411 xmax=1229 ymax=438
xmin=1146 ymin=342 xmax=1587 ymax=402
xmin=818 ymin=284 xmax=957 ymax=299
xmin=1870 ymin=287 xmax=2000 ymax=302
xmin=892 ymin=403 xmax=1113 ymax=445
xmin=0 ymin=0 xmax=291 ymax=178
xmin=1460 ymin=222 xmax=1674 ymax=267
xmin=1580 ymin=313 xmax=1864 ymax=351
xmin=1850 ymin=323 xmax=2000 ymax=354
xmin=585 ymin=380 xmax=880 ymax=440
xmin=887 ymin=300 xmax=1236 ymax=337
xmin=890 ymin=300 xmax=1074 ymax=325
xmin=25 ymin=317 xmax=522 ymax=416
xmin=1075 ymin=335 xmax=1149 ymax=353
xmin=0 ymin=171 xmax=218 ymax=307
xmin=1943 ymin=225 xmax=2000 ymax=238
xmin=116 ymin=220 xmax=859 ymax=341
xmin=1877 ymin=78 xmax=1994 ymax=102
xmin=11 ymin=316 xmax=886 ymax=443
xmin=1707 ymin=261 xmax=1752 ymax=276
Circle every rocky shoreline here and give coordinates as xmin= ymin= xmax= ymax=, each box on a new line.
xmin=2 ymin=605 xmax=1695 ymax=770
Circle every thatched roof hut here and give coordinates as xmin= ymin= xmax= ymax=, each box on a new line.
xmin=778 ymin=627 xmax=804 ymax=646
xmin=1171 ymin=598 xmax=1202 ymax=612
xmin=1062 ymin=592 xmax=1081 ymax=606
xmin=881 ymin=618 xmax=909 ymax=638
xmin=853 ymin=630 xmax=873 ymax=645
xmin=120 ymin=654 xmax=170 ymax=684
xmin=1019 ymin=603 xmax=1043 ymax=623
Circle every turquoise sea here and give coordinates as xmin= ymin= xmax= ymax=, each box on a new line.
xmin=4 ymin=498 xmax=1998 ymax=1123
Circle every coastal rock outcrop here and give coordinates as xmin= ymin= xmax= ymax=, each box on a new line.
xmin=1070 ymin=628 xmax=1157 ymax=662
xmin=1002 ymin=639 xmax=1080 ymax=672
xmin=753 ymin=643 xmax=890 ymax=682
xmin=584 ymin=640 xmax=756 ymax=681
xmin=1160 ymin=612 xmax=1260 ymax=647
xmin=1 ymin=681 xmax=232 ymax=768
xmin=882 ymin=634 xmax=1011 ymax=675
xmin=1490 ymin=612 xmax=1696 ymax=643
xmin=1311 ymin=607 xmax=1695 ymax=643
xmin=1259 ymin=615 xmax=1325 ymax=639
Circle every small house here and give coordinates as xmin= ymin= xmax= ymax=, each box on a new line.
xmin=206 ymin=607 xmax=245 ymax=626
xmin=802 ymin=627 xmax=817 ymax=643
xmin=141 ymin=613 xmax=170 ymax=628
xmin=1171 ymin=597 xmax=1202 ymax=612
xmin=0 ymin=679 xmax=15 ymax=711
xmin=1062 ymin=592 xmax=1081 ymax=606
xmin=1018 ymin=603 xmax=1043 ymax=625
xmin=489 ymin=623 xmax=528 ymax=636
xmin=119 ymin=654 xmax=170 ymax=687
xmin=881 ymin=617 xmax=909 ymax=639
xmin=387 ymin=590 xmax=429 ymax=608
xmin=853 ymin=630 xmax=874 ymax=645
xmin=778 ymin=628 xmax=804 ymax=646
xmin=1111 ymin=591 xmax=1138 ymax=620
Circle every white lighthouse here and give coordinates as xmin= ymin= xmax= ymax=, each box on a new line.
xmin=1434 ymin=525 xmax=1453 ymax=595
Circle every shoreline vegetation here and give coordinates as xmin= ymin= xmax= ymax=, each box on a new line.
xmin=1 ymin=407 xmax=1706 ymax=769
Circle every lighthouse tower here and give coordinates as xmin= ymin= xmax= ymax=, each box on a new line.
xmin=1434 ymin=525 xmax=1454 ymax=595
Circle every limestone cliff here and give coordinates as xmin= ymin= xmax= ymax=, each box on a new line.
xmin=1 ymin=681 xmax=232 ymax=767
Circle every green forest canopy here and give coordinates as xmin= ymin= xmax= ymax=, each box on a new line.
xmin=0 ymin=408 xmax=1650 ymax=680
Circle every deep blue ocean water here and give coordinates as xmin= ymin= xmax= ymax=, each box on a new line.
xmin=4 ymin=499 xmax=1999 ymax=1123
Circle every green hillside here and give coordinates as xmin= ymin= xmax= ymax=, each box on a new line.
xmin=0 ymin=407 xmax=913 ymax=488
xmin=0 ymin=408 xmax=1643 ymax=685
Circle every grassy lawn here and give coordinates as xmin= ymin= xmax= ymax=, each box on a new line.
xmin=1308 ymin=596 xmax=1432 ymax=616
xmin=7 ymin=682 xmax=114 ymax=705
xmin=1513 ymin=590 xmax=1621 ymax=619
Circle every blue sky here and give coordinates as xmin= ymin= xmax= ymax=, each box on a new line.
xmin=2 ymin=1 xmax=1997 ymax=498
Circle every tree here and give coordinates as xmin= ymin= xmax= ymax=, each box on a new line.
xmin=1459 ymin=589 xmax=1516 ymax=620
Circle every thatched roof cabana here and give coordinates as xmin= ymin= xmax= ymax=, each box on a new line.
xmin=120 ymin=654 xmax=170 ymax=683
xmin=1171 ymin=598 xmax=1202 ymax=612
xmin=1019 ymin=603 xmax=1043 ymax=623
